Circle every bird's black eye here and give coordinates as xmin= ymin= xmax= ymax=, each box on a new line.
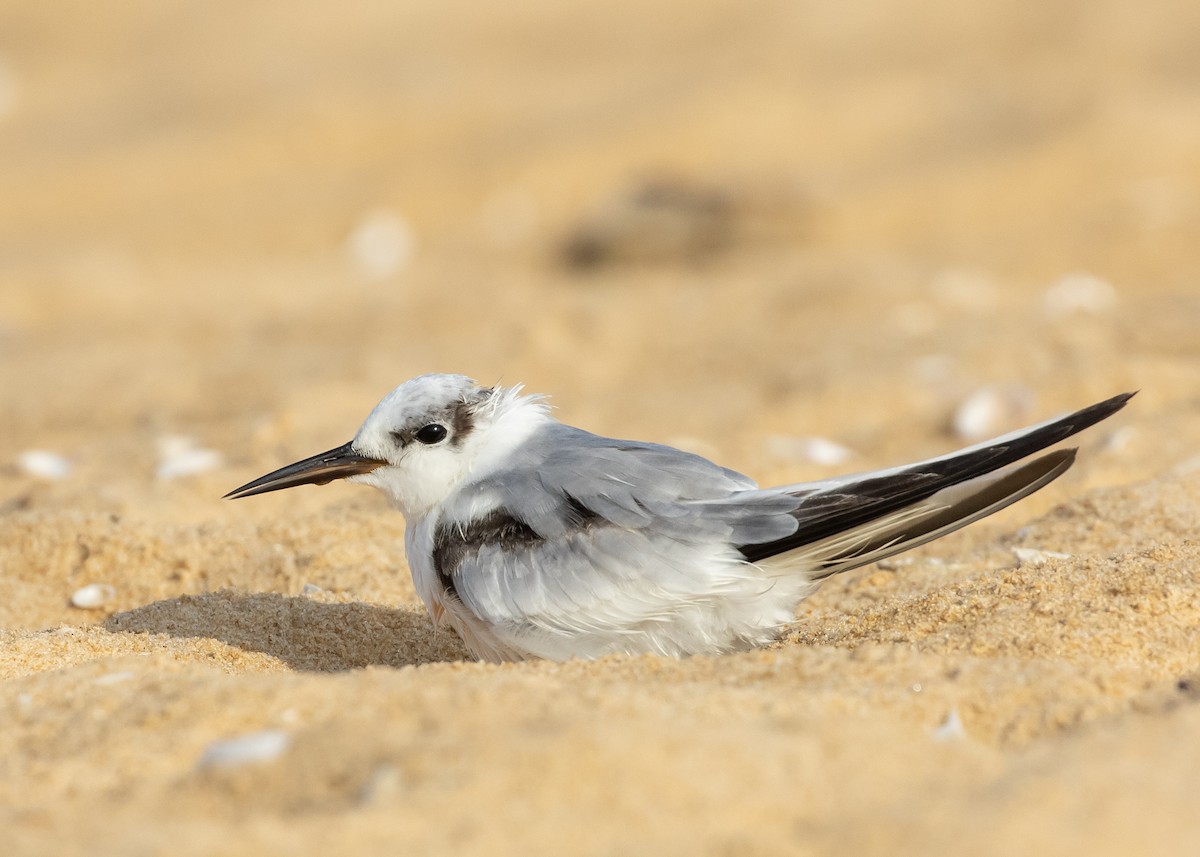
xmin=415 ymin=423 xmax=448 ymax=445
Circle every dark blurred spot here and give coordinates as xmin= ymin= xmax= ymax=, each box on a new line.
xmin=560 ymin=175 xmax=808 ymax=271
xmin=563 ymin=178 xmax=732 ymax=270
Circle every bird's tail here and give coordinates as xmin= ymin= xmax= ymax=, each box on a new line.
xmin=755 ymin=449 xmax=1075 ymax=578
xmin=742 ymin=392 xmax=1133 ymax=579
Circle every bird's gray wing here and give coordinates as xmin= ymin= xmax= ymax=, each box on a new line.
xmin=437 ymin=514 xmax=758 ymax=648
xmin=446 ymin=424 xmax=802 ymax=543
xmin=433 ymin=426 xmax=801 ymax=653
xmin=435 ymin=393 xmax=1131 ymax=651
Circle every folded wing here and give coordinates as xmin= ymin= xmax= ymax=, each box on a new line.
xmin=733 ymin=392 xmax=1134 ymax=575
xmin=437 ymin=392 xmax=1132 ymax=657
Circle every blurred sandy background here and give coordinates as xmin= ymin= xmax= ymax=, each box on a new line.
xmin=2 ymin=1 xmax=1200 ymax=854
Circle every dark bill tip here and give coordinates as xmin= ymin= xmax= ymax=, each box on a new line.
xmin=224 ymin=442 xmax=384 ymax=499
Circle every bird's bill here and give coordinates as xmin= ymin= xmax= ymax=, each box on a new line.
xmin=224 ymin=442 xmax=384 ymax=499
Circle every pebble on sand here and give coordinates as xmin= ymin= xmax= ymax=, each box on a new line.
xmin=346 ymin=209 xmax=415 ymax=280
xmin=766 ymin=435 xmax=856 ymax=466
xmin=156 ymin=437 xmax=223 ymax=481
xmin=70 ymin=583 xmax=116 ymax=610
xmin=1043 ymin=273 xmax=1117 ymax=318
xmin=93 ymin=671 xmax=135 ymax=686
xmin=17 ymin=450 xmax=72 ymax=480
xmin=932 ymin=709 xmax=967 ymax=742
xmin=1013 ymin=547 xmax=1072 ymax=567
xmin=198 ymin=730 xmax=291 ymax=770
xmin=951 ymin=385 xmax=1035 ymax=441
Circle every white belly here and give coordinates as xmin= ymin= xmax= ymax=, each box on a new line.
xmin=406 ymin=517 xmax=817 ymax=662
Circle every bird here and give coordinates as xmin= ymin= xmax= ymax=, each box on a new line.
xmin=226 ymin=375 xmax=1133 ymax=663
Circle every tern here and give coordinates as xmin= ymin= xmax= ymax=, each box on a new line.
xmin=226 ymin=375 xmax=1132 ymax=662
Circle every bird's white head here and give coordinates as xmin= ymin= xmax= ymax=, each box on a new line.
xmin=225 ymin=374 xmax=551 ymax=517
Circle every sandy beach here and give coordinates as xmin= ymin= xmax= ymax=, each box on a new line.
xmin=3 ymin=1 xmax=1200 ymax=853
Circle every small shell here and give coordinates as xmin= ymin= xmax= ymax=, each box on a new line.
xmin=766 ymin=435 xmax=855 ymax=466
xmin=1103 ymin=426 xmax=1137 ymax=454
xmin=1013 ymin=547 xmax=1071 ymax=567
xmin=1043 ymin=273 xmax=1117 ymax=318
xmin=932 ymin=709 xmax=967 ymax=742
xmin=198 ymin=730 xmax=291 ymax=769
xmin=358 ymin=763 xmax=406 ymax=806
xmin=951 ymin=385 xmax=1034 ymax=441
xmin=875 ymin=556 xmax=914 ymax=571
xmin=346 ymin=209 xmax=415 ymax=280
xmin=93 ymin=671 xmax=134 ymax=686
xmin=156 ymin=436 xmax=223 ymax=480
xmin=70 ymin=583 xmax=115 ymax=609
xmin=17 ymin=450 xmax=72 ymax=480
xmin=1171 ymin=455 xmax=1200 ymax=476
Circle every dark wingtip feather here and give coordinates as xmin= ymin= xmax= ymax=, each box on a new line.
xmin=994 ymin=391 xmax=1134 ymax=458
xmin=801 ymin=447 xmax=1080 ymax=578
xmin=1074 ymin=391 xmax=1135 ymax=426
xmin=738 ymin=393 xmax=1132 ymax=563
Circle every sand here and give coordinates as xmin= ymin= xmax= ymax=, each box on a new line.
xmin=2 ymin=1 xmax=1200 ymax=854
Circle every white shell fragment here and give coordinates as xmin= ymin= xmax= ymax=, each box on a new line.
xmin=70 ymin=583 xmax=116 ymax=609
xmin=932 ymin=709 xmax=967 ymax=742
xmin=766 ymin=435 xmax=855 ymax=466
xmin=1170 ymin=455 xmax=1200 ymax=477
xmin=358 ymin=763 xmax=406 ymax=806
xmin=93 ymin=671 xmax=135 ymax=686
xmin=1013 ymin=547 xmax=1072 ymax=567
xmin=875 ymin=556 xmax=915 ymax=571
xmin=198 ymin=730 xmax=291 ymax=770
xmin=1043 ymin=273 xmax=1117 ymax=318
xmin=951 ymin=385 xmax=1034 ymax=441
xmin=346 ymin=209 xmax=414 ymax=280
xmin=1103 ymin=426 xmax=1137 ymax=454
xmin=17 ymin=450 xmax=72 ymax=480
xmin=156 ymin=436 xmax=223 ymax=481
